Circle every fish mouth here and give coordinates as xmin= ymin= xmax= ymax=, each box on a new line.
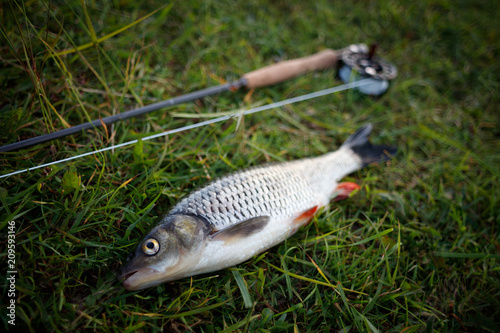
xmin=118 ymin=267 xmax=160 ymax=291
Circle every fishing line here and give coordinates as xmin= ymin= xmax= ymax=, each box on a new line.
xmin=0 ymin=79 xmax=372 ymax=179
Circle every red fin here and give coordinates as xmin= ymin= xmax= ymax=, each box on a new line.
xmin=332 ymin=182 xmax=361 ymax=202
xmin=293 ymin=206 xmax=318 ymax=227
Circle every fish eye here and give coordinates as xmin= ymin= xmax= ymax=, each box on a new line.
xmin=141 ymin=238 xmax=160 ymax=255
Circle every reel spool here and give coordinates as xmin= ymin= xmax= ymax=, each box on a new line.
xmin=338 ymin=43 xmax=397 ymax=96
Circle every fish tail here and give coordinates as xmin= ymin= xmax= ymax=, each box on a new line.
xmin=341 ymin=124 xmax=397 ymax=167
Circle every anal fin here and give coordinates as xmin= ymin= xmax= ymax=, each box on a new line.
xmin=331 ymin=182 xmax=361 ymax=202
xmin=211 ymin=216 xmax=270 ymax=243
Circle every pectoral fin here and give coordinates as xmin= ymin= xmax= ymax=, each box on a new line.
xmin=210 ymin=216 xmax=270 ymax=243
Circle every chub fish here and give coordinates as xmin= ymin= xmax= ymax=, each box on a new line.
xmin=119 ymin=124 xmax=396 ymax=290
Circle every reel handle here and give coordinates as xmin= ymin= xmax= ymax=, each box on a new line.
xmin=242 ymin=49 xmax=339 ymax=89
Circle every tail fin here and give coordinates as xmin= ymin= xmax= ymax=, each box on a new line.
xmin=341 ymin=124 xmax=397 ymax=167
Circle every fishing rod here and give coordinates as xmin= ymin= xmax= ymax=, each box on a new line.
xmin=0 ymin=43 xmax=397 ymax=178
xmin=0 ymin=44 xmax=350 ymax=152
xmin=0 ymin=44 xmax=395 ymax=153
xmin=0 ymin=80 xmax=374 ymax=179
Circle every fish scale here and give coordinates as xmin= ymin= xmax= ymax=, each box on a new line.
xmin=169 ymin=149 xmax=359 ymax=230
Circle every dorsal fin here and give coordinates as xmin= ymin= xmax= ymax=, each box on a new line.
xmin=210 ymin=216 xmax=270 ymax=243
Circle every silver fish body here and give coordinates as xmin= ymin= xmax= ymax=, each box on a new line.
xmin=119 ymin=124 xmax=396 ymax=290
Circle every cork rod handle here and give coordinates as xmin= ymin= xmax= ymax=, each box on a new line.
xmin=242 ymin=49 xmax=339 ymax=89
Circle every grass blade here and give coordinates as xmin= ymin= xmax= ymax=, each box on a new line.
xmin=419 ymin=125 xmax=500 ymax=178
xmin=54 ymin=4 xmax=172 ymax=57
xmin=269 ymin=263 xmax=367 ymax=296
xmin=328 ymin=228 xmax=394 ymax=250
xmin=434 ymin=252 xmax=500 ymax=259
xmin=231 ymin=269 xmax=253 ymax=309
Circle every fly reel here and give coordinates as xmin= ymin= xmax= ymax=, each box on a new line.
xmin=339 ymin=43 xmax=397 ymax=96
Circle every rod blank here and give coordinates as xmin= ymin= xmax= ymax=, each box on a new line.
xmin=0 ymin=79 xmax=247 ymax=152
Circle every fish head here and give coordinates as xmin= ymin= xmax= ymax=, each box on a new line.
xmin=118 ymin=214 xmax=208 ymax=290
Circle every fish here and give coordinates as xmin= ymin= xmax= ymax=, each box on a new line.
xmin=118 ymin=124 xmax=396 ymax=290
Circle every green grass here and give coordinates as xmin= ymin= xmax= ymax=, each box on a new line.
xmin=1 ymin=0 xmax=499 ymax=331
